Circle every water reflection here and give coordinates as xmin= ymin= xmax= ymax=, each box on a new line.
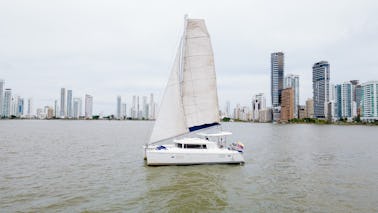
xmin=142 ymin=165 xmax=231 ymax=212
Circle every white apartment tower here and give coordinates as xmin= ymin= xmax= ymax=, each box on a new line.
xmin=27 ymin=98 xmax=34 ymax=117
xmin=67 ymin=90 xmax=73 ymax=118
xmin=73 ymin=97 xmax=82 ymax=119
xmin=116 ymin=96 xmax=122 ymax=119
xmin=3 ymin=89 xmax=12 ymax=118
xmin=149 ymin=93 xmax=155 ymax=120
xmin=142 ymin=96 xmax=148 ymax=119
xmin=121 ymin=103 xmax=127 ymax=119
xmin=85 ymin=94 xmax=93 ymax=119
xmin=252 ymin=93 xmax=266 ymax=121
xmin=60 ymin=88 xmax=66 ymax=118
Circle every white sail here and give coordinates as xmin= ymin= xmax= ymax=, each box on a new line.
xmin=182 ymin=19 xmax=220 ymax=131
xmin=149 ymin=46 xmax=188 ymax=143
xmin=149 ymin=18 xmax=220 ymax=143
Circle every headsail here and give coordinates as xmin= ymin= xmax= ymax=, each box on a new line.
xmin=149 ymin=45 xmax=187 ymax=143
xmin=149 ymin=18 xmax=220 ymax=143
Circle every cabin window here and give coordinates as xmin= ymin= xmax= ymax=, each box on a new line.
xmin=184 ymin=144 xmax=206 ymax=149
xmin=177 ymin=143 xmax=182 ymax=148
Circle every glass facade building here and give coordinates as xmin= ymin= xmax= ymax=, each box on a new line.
xmin=312 ymin=61 xmax=330 ymax=118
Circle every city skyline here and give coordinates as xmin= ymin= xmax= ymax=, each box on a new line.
xmin=1 ymin=1 xmax=378 ymax=114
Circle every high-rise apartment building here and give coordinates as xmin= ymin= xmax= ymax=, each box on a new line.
xmin=149 ymin=93 xmax=155 ymax=120
xmin=3 ymin=89 xmax=12 ymax=118
xmin=271 ymin=52 xmax=284 ymax=121
xmin=27 ymin=98 xmax=34 ymax=117
xmin=355 ymin=84 xmax=363 ymax=115
xmin=284 ymin=74 xmax=299 ymax=118
xmin=312 ymin=61 xmax=330 ymax=118
xmin=280 ymin=87 xmax=294 ymax=122
xmin=54 ymin=100 xmax=58 ymax=118
xmin=361 ymin=81 xmax=378 ymax=119
xmin=17 ymin=97 xmax=24 ymax=117
xmin=335 ymin=82 xmax=354 ymax=119
xmin=0 ymin=79 xmax=4 ymax=117
xmin=252 ymin=93 xmax=266 ymax=121
xmin=84 ymin=95 xmax=92 ymax=118
xmin=225 ymin=101 xmax=231 ymax=118
xmin=67 ymin=90 xmax=73 ymax=118
xmin=271 ymin=52 xmax=284 ymax=107
xmin=142 ymin=96 xmax=148 ymax=119
xmin=60 ymin=88 xmax=66 ymax=118
xmin=73 ymin=97 xmax=82 ymax=119
xmin=131 ymin=95 xmax=137 ymax=119
xmin=85 ymin=94 xmax=93 ymax=119
xmin=116 ymin=96 xmax=122 ymax=119
xmin=121 ymin=103 xmax=127 ymax=119
xmin=137 ymin=96 xmax=141 ymax=119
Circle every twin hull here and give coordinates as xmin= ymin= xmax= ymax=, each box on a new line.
xmin=146 ymin=148 xmax=244 ymax=166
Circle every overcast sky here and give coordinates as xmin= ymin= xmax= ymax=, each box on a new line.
xmin=1 ymin=0 xmax=378 ymax=115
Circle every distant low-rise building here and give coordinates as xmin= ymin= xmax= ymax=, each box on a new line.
xmin=305 ymin=98 xmax=314 ymax=118
xmin=298 ymin=105 xmax=306 ymax=119
xmin=259 ymin=108 xmax=272 ymax=122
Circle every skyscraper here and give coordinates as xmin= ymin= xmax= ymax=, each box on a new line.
xmin=131 ymin=95 xmax=137 ymax=119
xmin=116 ymin=96 xmax=122 ymax=119
xmin=60 ymin=88 xmax=66 ymax=118
xmin=137 ymin=96 xmax=141 ymax=119
xmin=284 ymin=74 xmax=299 ymax=118
xmin=28 ymin=98 xmax=34 ymax=117
xmin=3 ymin=89 xmax=12 ymax=118
xmin=252 ymin=93 xmax=266 ymax=121
xmin=361 ymin=81 xmax=378 ymax=119
xmin=121 ymin=103 xmax=127 ymax=119
xmin=85 ymin=94 xmax=93 ymax=119
xmin=225 ymin=101 xmax=231 ymax=118
xmin=67 ymin=90 xmax=73 ymax=118
xmin=149 ymin=93 xmax=155 ymax=120
xmin=142 ymin=96 xmax=148 ymax=119
xmin=312 ymin=61 xmax=330 ymax=118
xmin=0 ymin=79 xmax=4 ymax=117
xmin=73 ymin=97 xmax=82 ymax=119
xmin=17 ymin=97 xmax=24 ymax=117
xmin=355 ymin=84 xmax=363 ymax=115
xmin=54 ymin=100 xmax=58 ymax=118
xmin=271 ymin=52 xmax=284 ymax=121
xmin=335 ymin=82 xmax=353 ymax=119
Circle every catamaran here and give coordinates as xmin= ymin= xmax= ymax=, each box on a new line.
xmin=144 ymin=17 xmax=245 ymax=166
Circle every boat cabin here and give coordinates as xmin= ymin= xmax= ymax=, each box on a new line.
xmin=172 ymin=132 xmax=232 ymax=150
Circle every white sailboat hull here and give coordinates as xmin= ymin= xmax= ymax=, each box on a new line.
xmin=146 ymin=150 xmax=244 ymax=166
xmin=145 ymin=138 xmax=245 ymax=166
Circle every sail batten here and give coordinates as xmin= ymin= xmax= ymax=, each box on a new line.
xmin=149 ymin=18 xmax=219 ymax=144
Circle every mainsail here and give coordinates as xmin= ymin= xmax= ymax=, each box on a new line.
xmin=149 ymin=18 xmax=220 ymax=143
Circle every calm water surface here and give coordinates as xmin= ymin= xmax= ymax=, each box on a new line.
xmin=0 ymin=120 xmax=378 ymax=212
